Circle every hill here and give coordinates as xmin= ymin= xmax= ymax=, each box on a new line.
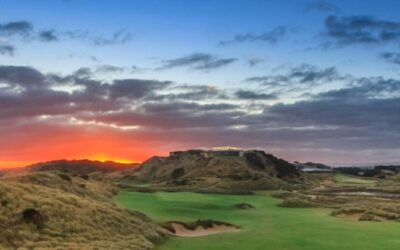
xmin=121 ymin=149 xmax=301 ymax=192
xmin=0 ymin=171 xmax=166 ymax=249
xmin=24 ymin=159 xmax=139 ymax=174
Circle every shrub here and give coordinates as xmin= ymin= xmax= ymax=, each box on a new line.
xmin=58 ymin=173 xmax=72 ymax=182
xmin=171 ymin=168 xmax=185 ymax=179
xmin=1 ymin=200 xmax=8 ymax=207
xmin=22 ymin=208 xmax=45 ymax=229
xmin=79 ymin=174 xmax=90 ymax=180
xmin=359 ymin=213 xmax=380 ymax=222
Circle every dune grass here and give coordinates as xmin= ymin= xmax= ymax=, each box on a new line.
xmin=0 ymin=172 xmax=164 ymax=249
xmin=115 ymin=191 xmax=400 ymax=250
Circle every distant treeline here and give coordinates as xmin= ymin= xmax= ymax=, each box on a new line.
xmin=336 ymin=165 xmax=400 ymax=177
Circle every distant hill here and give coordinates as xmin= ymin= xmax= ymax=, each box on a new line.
xmin=122 ymin=149 xmax=301 ymax=192
xmin=24 ymin=159 xmax=139 ymax=174
xmin=336 ymin=165 xmax=400 ymax=178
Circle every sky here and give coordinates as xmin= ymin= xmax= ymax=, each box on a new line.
xmin=1 ymin=0 xmax=400 ymax=168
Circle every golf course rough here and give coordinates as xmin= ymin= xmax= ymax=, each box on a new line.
xmin=115 ymin=191 xmax=400 ymax=250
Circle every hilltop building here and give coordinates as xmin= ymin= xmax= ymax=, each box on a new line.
xmin=293 ymin=162 xmax=333 ymax=173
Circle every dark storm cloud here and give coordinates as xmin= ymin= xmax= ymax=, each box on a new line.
xmin=324 ymin=15 xmax=400 ymax=45
xmin=235 ymin=90 xmax=277 ymax=100
xmin=304 ymin=0 xmax=339 ymax=13
xmin=0 ymin=45 xmax=15 ymax=56
xmin=219 ymin=26 xmax=286 ymax=46
xmin=160 ymin=53 xmax=237 ymax=71
xmin=0 ymin=21 xmax=33 ymax=36
xmin=381 ymin=52 xmax=400 ymax=65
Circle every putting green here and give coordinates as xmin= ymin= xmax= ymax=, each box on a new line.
xmin=115 ymin=191 xmax=400 ymax=250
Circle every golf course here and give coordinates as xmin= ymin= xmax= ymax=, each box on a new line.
xmin=115 ymin=191 xmax=400 ymax=250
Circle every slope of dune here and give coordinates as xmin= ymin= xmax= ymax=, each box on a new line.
xmin=0 ymin=171 xmax=166 ymax=249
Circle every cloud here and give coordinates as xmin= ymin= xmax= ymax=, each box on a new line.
xmin=109 ymin=79 xmax=172 ymax=99
xmin=381 ymin=52 xmax=400 ymax=65
xmin=235 ymin=90 xmax=277 ymax=100
xmin=77 ymin=102 xmax=244 ymax=130
xmin=0 ymin=20 xmax=132 ymax=46
xmin=39 ymin=30 xmax=58 ymax=42
xmin=304 ymin=0 xmax=339 ymax=13
xmin=95 ymin=65 xmax=125 ymax=73
xmin=94 ymin=64 xmax=142 ymax=74
xmin=0 ymin=45 xmax=15 ymax=56
xmin=1 ymin=64 xmax=400 ymax=164
xmin=246 ymin=64 xmax=343 ymax=94
xmin=0 ymin=21 xmax=33 ymax=36
xmin=317 ymin=77 xmax=400 ymax=99
xmin=0 ymin=65 xmax=47 ymax=88
xmin=219 ymin=26 xmax=286 ymax=46
xmin=92 ymin=30 xmax=132 ymax=45
xmin=324 ymin=15 xmax=400 ymax=45
xmin=149 ymin=85 xmax=223 ymax=101
xmin=159 ymin=53 xmax=237 ymax=71
xmin=247 ymin=57 xmax=264 ymax=67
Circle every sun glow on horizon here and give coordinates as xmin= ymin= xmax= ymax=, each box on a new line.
xmin=0 ymin=156 xmax=142 ymax=170
xmin=0 ymin=161 xmax=36 ymax=170
xmin=89 ymin=155 xmax=141 ymax=164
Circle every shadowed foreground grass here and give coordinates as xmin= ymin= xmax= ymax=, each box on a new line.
xmin=115 ymin=191 xmax=400 ymax=250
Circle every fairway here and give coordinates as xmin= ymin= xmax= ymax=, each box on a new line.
xmin=334 ymin=174 xmax=377 ymax=186
xmin=115 ymin=191 xmax=400 ymax=250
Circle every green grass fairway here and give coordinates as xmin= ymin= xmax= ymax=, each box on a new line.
xmin=115 ymin=191 xmax=400 ymax=250
xmin=334 ymin=174 xmax=377 ymax=186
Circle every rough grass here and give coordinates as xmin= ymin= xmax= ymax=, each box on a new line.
xmin=116 ymin=191 xmax=400 ymax=250
xmin=0 ymin=171 xmax=166 ymax=249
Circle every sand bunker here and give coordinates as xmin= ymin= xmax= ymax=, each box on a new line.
xmin=163 ymin=220 xmax=240 ymax=237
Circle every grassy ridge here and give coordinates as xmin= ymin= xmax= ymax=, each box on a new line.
xmin=115 ymin=191 xmax=400 ymax=250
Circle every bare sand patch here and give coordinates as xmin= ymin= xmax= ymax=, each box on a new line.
xmin=163 ymin=220 xmax=240 ymax=237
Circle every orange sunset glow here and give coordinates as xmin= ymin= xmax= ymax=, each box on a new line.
xmin=0 ymin=127 xmax=164 ymax=169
